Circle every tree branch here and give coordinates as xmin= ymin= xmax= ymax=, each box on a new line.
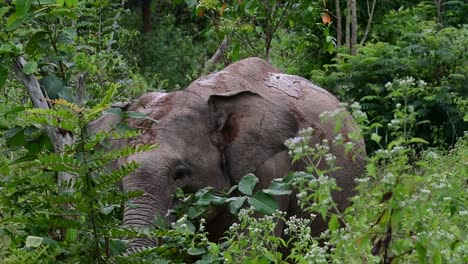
xmin=203 ymin=34 xmax=232 ymax=73
xmin=359 ymin=0 xmax=377 ymax=46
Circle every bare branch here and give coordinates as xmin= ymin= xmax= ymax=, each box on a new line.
xmin=75 ymin=72 xmax=88 ymax=106
xmin=360 ymin=0 xmax=377 ymax=46
xmin=203 ymin=34 xmax=232 ymax=73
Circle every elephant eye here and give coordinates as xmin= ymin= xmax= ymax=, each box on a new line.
xmin=173 ymin=164 xmax=191 ymax=184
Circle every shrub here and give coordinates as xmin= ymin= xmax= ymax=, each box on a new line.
xmin=312 ymin=21 xmax=467 ymax=150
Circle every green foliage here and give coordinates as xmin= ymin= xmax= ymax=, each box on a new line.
xmin=0 ymin=0 xmax=466 ymax=263
xmin=0 ymin=0 xmax=144 ymax=105
xmin=313 ymin=16 xmax=467 ymax=150
xmin=121 ymin=12 xmax=217 ymax=90
xmin=0 ymin=87 xmax=153 ymax=262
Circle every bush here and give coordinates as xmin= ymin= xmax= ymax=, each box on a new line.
xmin=312 ymin=20 xmax=467 ymax=151
xmin=123 ymin=14 xmax=218 ymax=90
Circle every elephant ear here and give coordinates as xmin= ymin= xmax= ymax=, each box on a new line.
xmin=209 ymin=91 xmax=299 ymax=183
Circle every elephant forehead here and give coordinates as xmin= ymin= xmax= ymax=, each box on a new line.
xmin=263 ymin=73 xmax=303 ymax=99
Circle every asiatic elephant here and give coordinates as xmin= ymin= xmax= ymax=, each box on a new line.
xmin=89 ymin=57 xmax=366 ymax=252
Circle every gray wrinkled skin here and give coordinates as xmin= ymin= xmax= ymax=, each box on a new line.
xmin=89 ymin=58 xmax=366 ymax=252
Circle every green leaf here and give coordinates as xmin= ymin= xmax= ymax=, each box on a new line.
xmin=0 ymin=64 xmax=8 ymax=89
xmin=6 ymin=13 xmax=26 ymax=31
xmin=172 ymin=219 xmax=196 ymax=234
xmin=366 ymin=163 xmax=377 ymax=177
xmin=65 ymin=228 xmax=77 ymax=241
xmin=432 ymin=249 xmax=442 ymax=264
xmin=4 ymin=154 xmax=37 ymax=166
xmin=263 ymin=180 xmax=292 ymax=195
xmin=328 ymin=214 xmax=340 ymax=231
xmin=154 ymin=215 xmax=169 ymax=229
xmin=22 ymin=61 xmax=37 ymax=75
xmin=104 ymin=107 xmax=123 ymax=117
xmin=3 ymin=126 xmax=23 ymax=139
xmin=356 ymin=234 xmax=370 ymax=252
xmin=50 ymin=8 xmax=78 ymax=20
xmin=39 ymin=74 xmax=64 ymax=99
xmin=248 ymin=191 xmax=278 ymax=215
xmin=197 ymin=192 xmax=226 ymax=206
xmin=0 ymin=44 xmax=13 ymax=54
xmin=228 ymin=196 xmax=247 ymax=214
xmin=0 ymin=6 xmax=12 ymax=19
xmin=100 ymin=205 xmax=118 ymax=215
xmin=407 ymin=137 xmax=429 ymax=145
xmin=65 ymin=0 xmax=78 ymax=8
xmin=415 ymin=242 xmax=427 ymax=264
xmin=16 ymin=0 xmax=32 ymax=18
xmin=62 ymin=27 xmax=77 ymax=38
xmin=26 ymin=31 xmax=48 ymax=56
xmin=58 ymin=86 xmax=74 ymax=102
xmin=25 ymin=236 xmax=43 ymax=248
xmin=262 ymin=188 xmax=292 ymax=195
xmin=126 ymin=111 xmax=147 ymax=119
xmin=187 ymin=247 xmax=206 ymax=256
xmin=371 ymin=133 xmax=382 ymax=143
xmin=238 ymin=173 xmax=258 ymax=196
xmin=187 ymin=206 xmax=204 ymax=219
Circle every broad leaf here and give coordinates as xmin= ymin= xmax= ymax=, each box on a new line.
xmin=25 ymin=31 xmax=48 ymax=56
xmin=103 ymin=107 xmax=123 ymax=117
xmin=238 ymin=173 xmax=258 ymax=196
xmin=50 ymin=8 xmax=78 ymax=19
xmin=22 ymin=61 xmax=37 ymax=75
xmin=65 ymin=228 xmax=78 ymax=241
xmin=40 ymin=74 xmax=64 ymax=99
xmin=25 ymin=236 xmax=43 ymax=248
xmin=227 ymin=196 xmax=247 ymax=214
xmin=0 ymin=64 xmax=8 ymax=89
xmin=248 ymin=191 xmax=278 ymax=215
xmin=187 ymin=247 xmax=206 ymax=256
xmin=0 ymin=6 xmax=12 ymax=19
xmin=187 ymin=206 xmax=204 ymax=219
xmin=65 ymin=0 xmax=78 ymax=8
xmin=262 ymin=188 xmax=291 ymax=196
xmin=16 ymin=0 xmax=32 ymax=18
xmin=100 ymin=205 xmax=118 ymax=215
xmin=328 ymin=214 xmax=340 ymax=231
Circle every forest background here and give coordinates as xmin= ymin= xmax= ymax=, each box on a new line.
xmin=0 ymin=0 xmax=466 ymax=263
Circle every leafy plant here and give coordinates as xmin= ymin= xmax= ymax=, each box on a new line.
xmin=312 ymin=17 xmax=467 ymax=150
xmin=0 ymin=86 xmax=155 ymax=262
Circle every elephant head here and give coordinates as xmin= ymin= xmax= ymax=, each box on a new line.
xmin=90 ymin=88 xmax=299 ymax=251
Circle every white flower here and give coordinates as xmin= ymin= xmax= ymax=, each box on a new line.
xmin=325 ymin=153 xmax=336 ymax=162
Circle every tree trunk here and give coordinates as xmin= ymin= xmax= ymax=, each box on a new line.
xmin=142 ymin=0 xmax=152 ymax=33
xmin=345 ymin=0 xmax=351 ymax=50
xmin=360 ymin=0 xmax=377 ymax=46
xmin=13 ymin=57 xmax=75 ymax=191
xmin=335 ymin=0 xmax=342 ymax=47
xmin=351 ymin=0 xmax=358 ymax=54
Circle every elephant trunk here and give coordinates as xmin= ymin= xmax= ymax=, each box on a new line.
xmin=123 ymin=191 xmax=168 ymax=253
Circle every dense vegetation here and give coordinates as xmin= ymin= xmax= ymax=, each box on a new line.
xmin=0 ymin=0 xmax=466 ymax=263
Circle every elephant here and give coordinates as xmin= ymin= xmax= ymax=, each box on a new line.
xmin=88 ymin=57 xmax=366 ymax=252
